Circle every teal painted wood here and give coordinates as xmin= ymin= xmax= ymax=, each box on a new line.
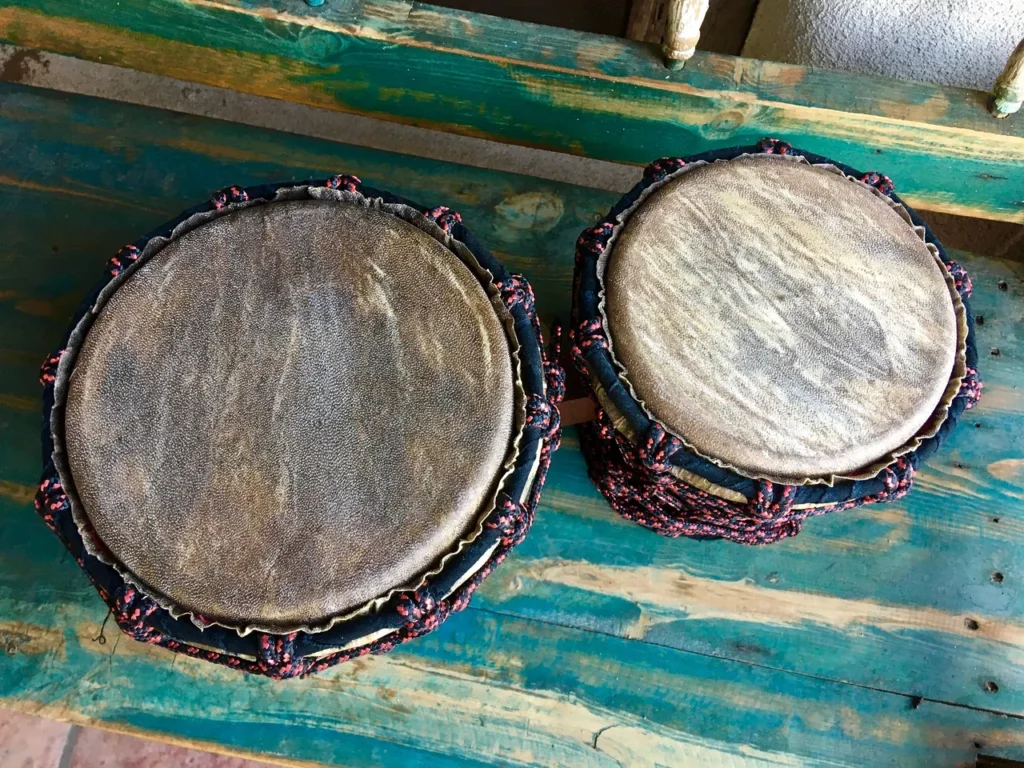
xmin=480 ymin=248 xmax=1024 ymax=710
xmin=0 ymin=0 xmax=1023 ymax=221
xmin=4 ymin=576 xmax=1023 ymax=767
xmin=2 ymin=82 xmax=1024 ymax=763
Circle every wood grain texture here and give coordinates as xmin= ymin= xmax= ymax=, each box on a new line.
xmin=2 ymin=82 xmax=1024 ymax=764
xmin=604 ymin=155 xmax=959 ymax=480
xmin=0 ymin=0 xmax=1023 ymax=221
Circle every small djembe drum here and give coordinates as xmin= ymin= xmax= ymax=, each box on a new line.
xmin=571 ymin=139 xmax=980 ymax=544
xmin=37 ymin=176 xmax=563 ymax=677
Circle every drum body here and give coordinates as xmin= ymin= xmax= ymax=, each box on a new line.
xmin=37 ymin=176 xmax=564 ymax=677
xmin=571 ymin=139 xmax=980 ymax=544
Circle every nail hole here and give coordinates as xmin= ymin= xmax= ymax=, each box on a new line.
xmin=974 ymin=422 xmax=982 ymax=428
xmin=991 ymin=348 xmax=1001 ymax=356
xmin=909 ymin=695 xmax=923 ymax=710
xmin=965 ymin=618 xmax=980 ymax=630
xmin=992 ymin=571 xmax=1004 ymax=584
xmin=998 ymin=280 xmax=1008 ymax=291
xmin=955 ymin=461 xmax=965 ymax=469
xmin=976 ymin=315 xmax=984 ymax=325
xmin=993 ymin=517 xmax=1001 ymax=523
xmin=985 ymin=680 xmax=999 ymax=693
xmin=974 ymin=741 xmax=983 ymax=749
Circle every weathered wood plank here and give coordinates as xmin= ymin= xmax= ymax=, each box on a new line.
xmin=0 ymin=0 xmax=1022 ymax=221
xmin=5 ymin=582 xmax=1024 ymax=767
xmin=2 ymin=84 xmax=1024 ymax=761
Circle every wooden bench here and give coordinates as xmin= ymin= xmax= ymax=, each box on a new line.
xmin=1 ymin=2 xmax=1023 ymax=764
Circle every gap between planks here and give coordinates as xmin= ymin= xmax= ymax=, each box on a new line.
xmin=0 ymin=45 xmax=640 ymax=195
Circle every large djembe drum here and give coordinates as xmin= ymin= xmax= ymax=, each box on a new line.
xmin=37 ymin=176 xmax=563 ymax=677
xmin=571 ymin=139 xmax=980 ymax=544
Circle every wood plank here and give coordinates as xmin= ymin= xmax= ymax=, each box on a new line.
xmin=0 ymin=0 xmax=1022 ymax=221
xmin=2 ymin=83 xmax=1024 ymax=759
xmin=6 ymin=586 xmax=1024 ymax=767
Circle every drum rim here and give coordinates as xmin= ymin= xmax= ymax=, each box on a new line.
xmin=572 ymin=141 xmax=980 ymax=509
xmin=55 ymin=188 xmax=527 ymax=635
xmin=35 ymin=176 xmax=562 ymax=677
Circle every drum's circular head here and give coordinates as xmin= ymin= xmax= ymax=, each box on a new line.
xmin=64 ymin=200 xmax=515 ymax=628
xmin=604 ymin=155 xmax=958 ymax=481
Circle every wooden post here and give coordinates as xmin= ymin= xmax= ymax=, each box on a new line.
xmin=662 ymin=0 xmax=710 ymax=70
xmin=991 ymin=39 xmax=1024 ymax=118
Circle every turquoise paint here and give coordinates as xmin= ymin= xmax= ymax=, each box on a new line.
xmin=2 ymin=0 xmax=1023 ymax=220
xmin=1 ymin=83 xmax=1024 ymax=763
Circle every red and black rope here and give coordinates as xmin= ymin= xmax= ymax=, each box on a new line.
xmin=35 ymin=180 xmax=563 ymax=677
xmin=572 ymin=140 xmax=981 ymax=544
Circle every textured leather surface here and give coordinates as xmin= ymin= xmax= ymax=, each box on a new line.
xmin=65 ymin=200 xmax=514 ymax=627
xmin=604 ymin=156 xmax=957 ymax=480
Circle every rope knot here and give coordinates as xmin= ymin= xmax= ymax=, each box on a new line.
xmin=108 ymin=244 xmax=141 ymax=277
xmin=526 ymin=393 xmax=560 ymax=437
xmin=34 ymin=474 xmax=69 ymax=530
xmin=961 ymin=366 xmax=982 ymax=409
xmin=758 ymin=138 xmax=793 ymax=155
xmin=570 ymin=319 xmax=609 ymax=374
xmin=544 ymin=355 xmax=567 ymax=408
xmin=211 ymin=185 xmax=249 ymax=210
xmin=486 ymin=494 xmax=534 ymax=547
xmin=424 ymin=205 xmax=462 ymax=233
xmin=859 ymin=172 xmax=895 ymax=196
xmin=749 ymin=481 xmax=797 ymax=521
xmin=642 ymin=157 xmax=687 ymax=185
xmin=396 ymin=590 xmax=451 ymax=636
xmin=113 ymin=585 xmax=162 ymax=643
xmin=325 ymin=174 xmax=361 ymax=192
xmin=396 ymin=591 xmax=437 ymax=623
xmin=637 ymin=422 xmax=681 ymax=474
xmin=575 ymin=221 xmax=615 ymax=264
xmin=944 ymin=260 xmax=973 ymax=299
xmin=496 ymin=274 xmax=536 ymax=315
xmin=881 ymin=458 xmax=915 ymax=498
xmin=39 ymin=349 xmax=65 ymax=387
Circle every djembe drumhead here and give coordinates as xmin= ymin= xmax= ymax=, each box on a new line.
xmin=572 ymin=140 xmax=980 ymax=544
xmin=38 ymin=178 xmax=564 ymax=676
